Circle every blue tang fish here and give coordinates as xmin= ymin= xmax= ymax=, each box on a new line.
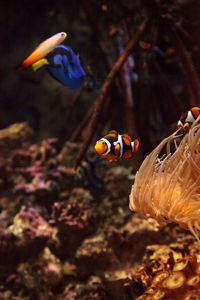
xmin=32 ymin=45 xmax=85 ymax=90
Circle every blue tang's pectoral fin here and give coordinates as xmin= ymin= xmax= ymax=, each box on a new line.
xmin=62 ymin=55 xmax=85 ymax=79
xmin=32 ymin=58 xmax=50 ymax=71
xmin=59 ymin=59 xmax=64 ymax=69
xmin=61 ymin=55 xmax=85 ymax=89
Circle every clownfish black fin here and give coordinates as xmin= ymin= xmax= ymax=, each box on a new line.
xmin=107 ymin=130 xmax=118 ymax=137
xmin=123 ymin=133 xmax=132 ymax=145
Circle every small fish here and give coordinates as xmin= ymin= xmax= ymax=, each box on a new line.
xmin=16 ymin=32 xmax=67 ymax=72
xmin=95 ymin=130 xmax=139 ymax=162
xmin=75 ymin=158 xmax=104 ymax=189
xmin=34 ymin=45 xmax=85 ymax=89
xmin=177 ymin=107 xmax=200 ymax=131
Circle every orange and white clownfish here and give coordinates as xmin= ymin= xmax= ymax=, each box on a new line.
xmin=177 ymin=107 xmax=200 ymax=131
xmin=16 ymin=32 xmax=67 ymax=72
xmin=94 ymin=130 xmax=139 ymax=162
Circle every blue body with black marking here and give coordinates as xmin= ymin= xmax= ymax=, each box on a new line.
xmin=45 ymin=45 xmax=85 ymax=89
xmin=44 ymin=45 xmax=85 ymax=89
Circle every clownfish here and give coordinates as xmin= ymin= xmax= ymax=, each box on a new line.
xmin=177 ymin=107 xmax=200 ymax=131
xmin=16 ymin=32 xmax=67 ymax=72
xmin=95 ymin=130 xmax=139 ymax=162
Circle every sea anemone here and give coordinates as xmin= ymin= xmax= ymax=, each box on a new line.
xmin=129 ymin=117 xmax=200 ymax=240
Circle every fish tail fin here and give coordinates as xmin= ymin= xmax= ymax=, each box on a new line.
xmin=32 ymin=58 xmax=49 ymax=72
xmin=131 ymin=138 xmax=140 ymax=153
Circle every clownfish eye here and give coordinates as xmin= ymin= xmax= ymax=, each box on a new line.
xmin=61 ymin=33 xmax=65 ymax=37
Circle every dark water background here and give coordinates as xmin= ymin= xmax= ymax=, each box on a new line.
xmin=0 ymin=2 xmax=200 ymax=299
xmin=0 ymin=0 xmax=200 ymax=154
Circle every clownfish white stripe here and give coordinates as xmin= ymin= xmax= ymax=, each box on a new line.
xmin=114 ymin=135 xmax=123 ymax=157
xmin=119 ymin=135 xmax=124 ymax=157
xmin=178 ymin=107 xmax=200 ymax=131
xmin=131 ymin=141 xmax=136 ymax=152
xmin=185 ymin=110 xmax=196 ymax=123
xmin=177 ymin=120 xmax=183 ymax=128
xmin=100 ymin=138 xmax=111 ymax=155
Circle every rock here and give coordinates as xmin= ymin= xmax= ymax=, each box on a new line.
xmin=0 ymin=122 xmax=33 ymax=163
xmin=0 ymin=207 xmax=53 ymax=274
xmin=51 ymin=188 xmax=97 ymax=257
xmin=75 ymin=234 xmax=117 ymax=278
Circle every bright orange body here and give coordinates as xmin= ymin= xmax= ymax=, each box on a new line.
xmin=95 ymin=130 xmax=139 ymax=162
xmin=16 ymin=32 xmax=67 ymax=72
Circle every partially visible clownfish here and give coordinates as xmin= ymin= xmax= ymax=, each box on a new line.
xmin=16 ymin=32 xmax=85 ymax=90
xmin=94 ymin=130 xmax=139 ymax=162
xmin=177 ymin=107 xmax=200 ymax=131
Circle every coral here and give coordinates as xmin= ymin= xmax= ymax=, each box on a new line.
xmin=104 ymin=166 xmax=134 ymax=199
xmin=0 ymin=131 xmax=76 ymax=232
xmin=0 ymin=122 xmax=34 ymax=221
xmin=58 ymin=141 xmax=81 ymax=167
xmin=15 ymin=247 xmax=62 ymax=297
xmin=129 ymin=117 xmax=200 ymax=239
xmin=12 ymin=138 xmax=70 ymax=199
xmin=75 ymin=233 xmax=116 ymax=278
xmin=0 ymin=136 xmax=76 ymax=211
xmin=0 ymin=207 xmax=53 ymax=276
xmin=0 ymin=122 xmax=33 ymax=163
xmin=131 ymin=242 xmax=200 ymax=300
xmin=106 ymin=215 xmax=161 ymax=267
xmin=51 ymin=188 xmax=97 ymax=257
xmin=97 ymin=165 xmax=134 ymax=230
xmin=57 ymin=276 xmax=106 ymax=300
xmin=3 ymin=122 xmax=200 ymax=299
xmin=8 ymin=206 xmax=53 ymax=244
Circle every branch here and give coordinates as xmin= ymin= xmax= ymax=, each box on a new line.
xmin=166 ymin=21 xmax=200 ymax=106
xmin=64 ymin=85 xmax=84 ymax=122
xmin=59 ymin=85 xmax=84 ymax=139
xmin=69 ymin=107 xmax=93 ymax=143
xmin=75 ymin=19 xmax=149 ymax=169
xmin=117 ymin=34 xmax=137 ymax=138
xmin=81 ymin=0 xmax=111 ymax=72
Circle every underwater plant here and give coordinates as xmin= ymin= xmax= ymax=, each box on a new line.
xmin=129 ymin=116 xmax=200 ymax=240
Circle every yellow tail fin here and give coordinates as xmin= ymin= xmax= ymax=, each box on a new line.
xmin=32 ymin=58 xmax=49 ymax=71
